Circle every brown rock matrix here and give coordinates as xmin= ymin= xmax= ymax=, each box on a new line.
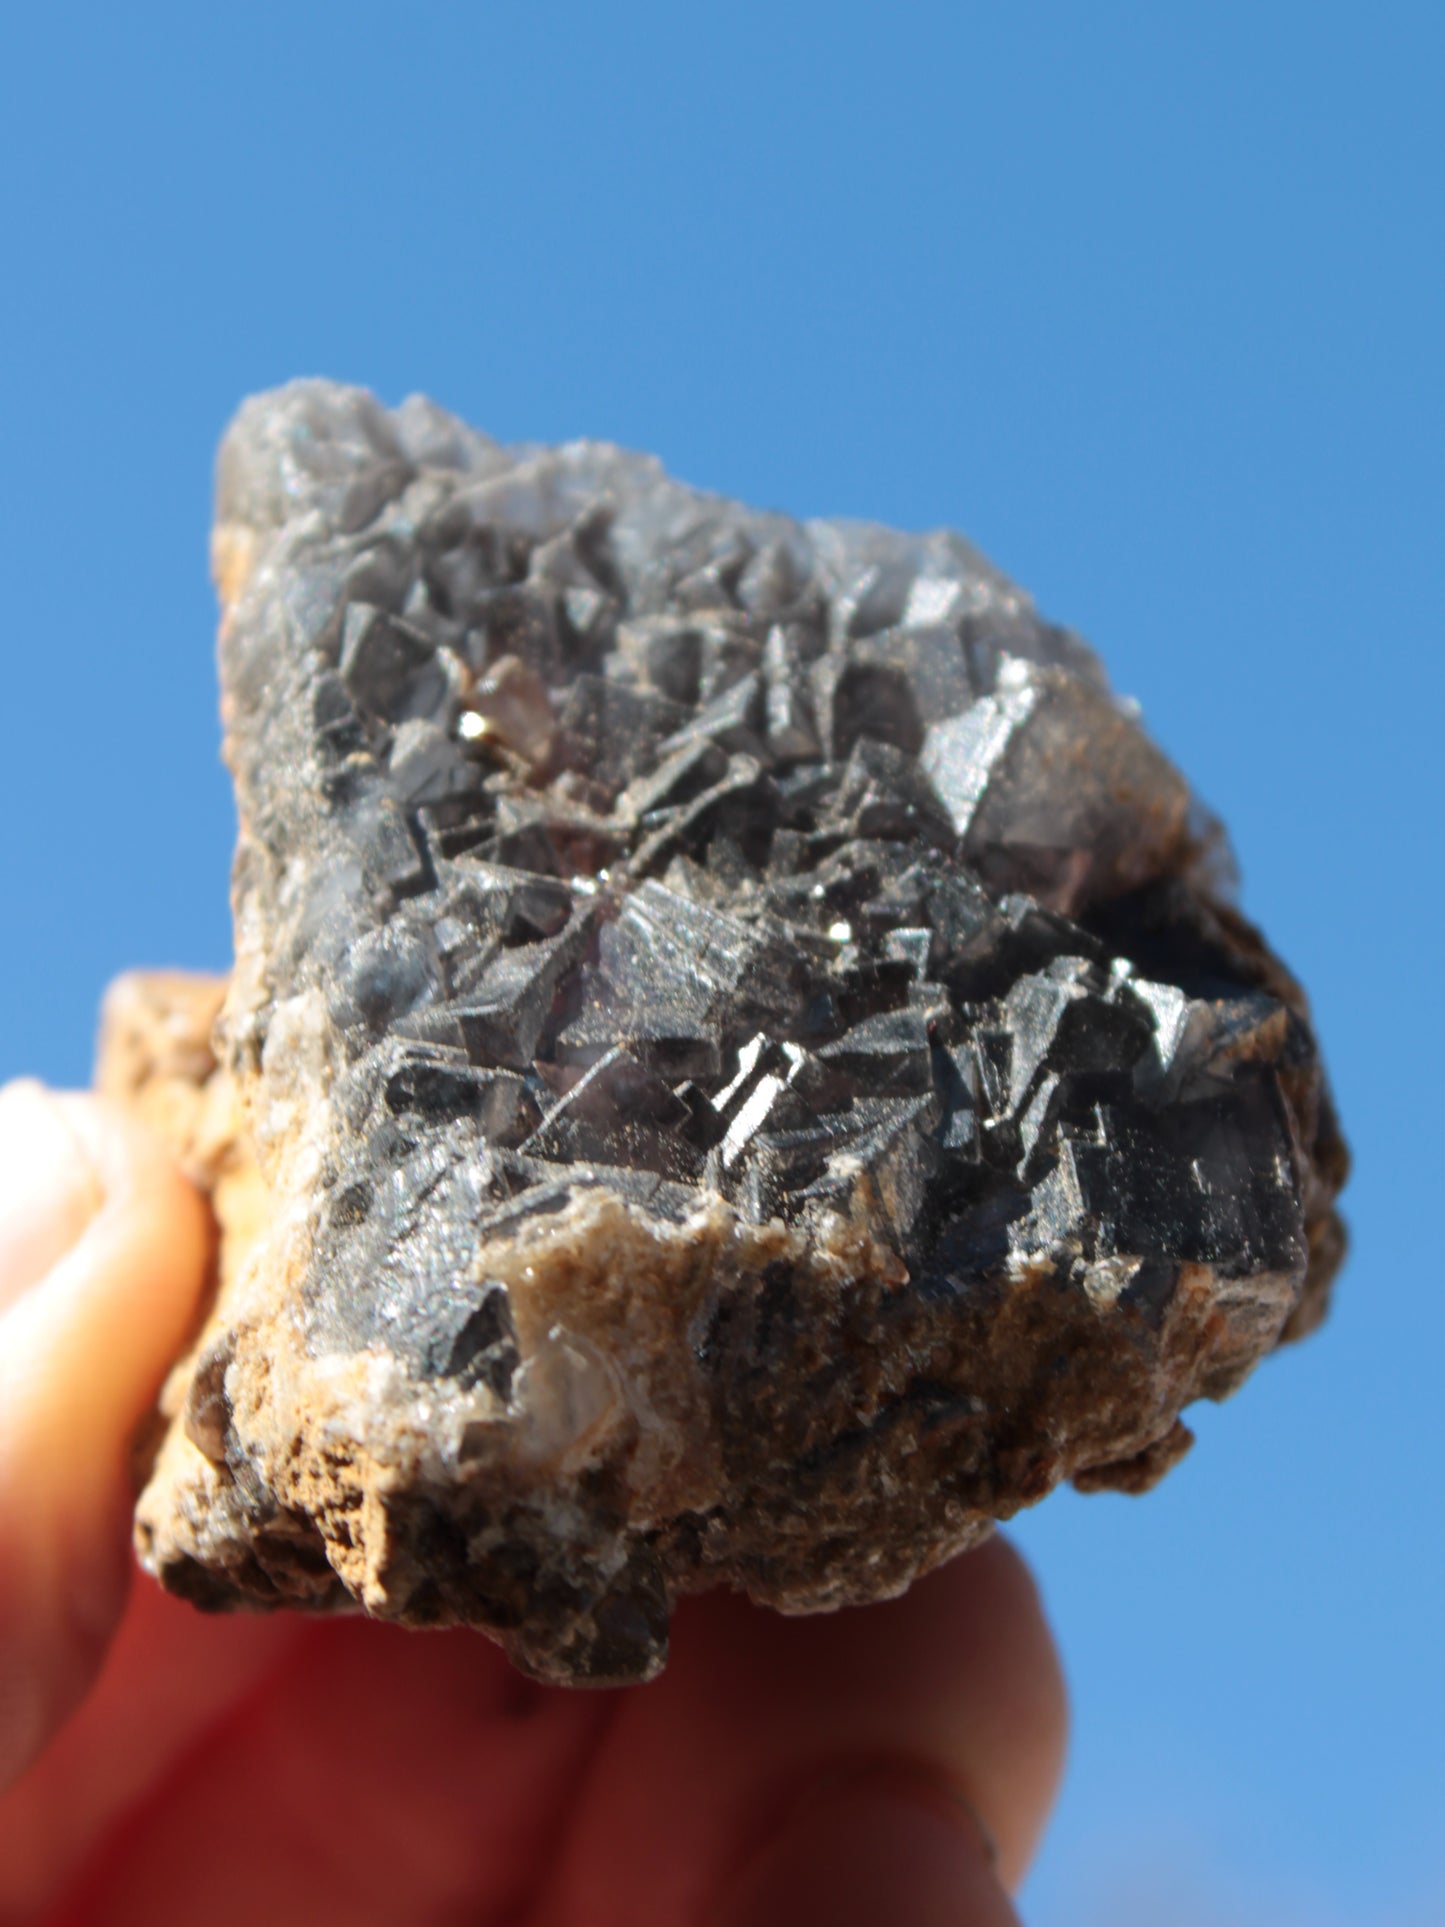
xmin=106 ymin=382 xmax=1347 ymax=1684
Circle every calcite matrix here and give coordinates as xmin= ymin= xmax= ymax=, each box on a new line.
xmin=111 ymin=383 xmax=1346 ymax=1683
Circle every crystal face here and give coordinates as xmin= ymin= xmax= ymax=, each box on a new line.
xmin=117 ymin=382 xmax=1347 ymax=1684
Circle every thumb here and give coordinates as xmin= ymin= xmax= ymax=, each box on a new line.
xmin=0 ymin=1082 xmax=212 ymax=1789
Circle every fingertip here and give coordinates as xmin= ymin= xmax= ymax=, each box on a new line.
xmin=0 ymin=1090 xmax=214 ymax=1789
xmin=680 ymin=1535 xmax=1069 ymax=1890
xmin=0 ymin=1082 xmax=106 ymax=1315
xmin=930 ymin=1536 xmax=1070 ymax=1881
xmin=0 ymin=1093 xmax=213 ymax=1462
xmin=708 ymin=1773 xmax=1021 ymax=1927
xmin=540 ymin=1533 xmax=1069 ymax=1924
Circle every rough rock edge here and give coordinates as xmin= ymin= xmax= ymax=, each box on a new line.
xmin=106 ymin=957 xmax=1340 ymax=1681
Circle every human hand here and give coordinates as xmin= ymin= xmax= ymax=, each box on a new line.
xmin=0 ymin=1079 xmax=1066 ymax=1926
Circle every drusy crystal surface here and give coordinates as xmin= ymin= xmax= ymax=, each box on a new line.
xmin=118 ymin=382 xmax=1347 ymax=1683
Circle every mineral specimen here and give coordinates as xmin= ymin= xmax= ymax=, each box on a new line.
xmin=111 ymin=381 xmax=1347 ymax=1684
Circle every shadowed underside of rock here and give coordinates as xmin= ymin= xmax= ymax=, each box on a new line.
xmin=110 ymin=382 xmax=1347 ymax=1684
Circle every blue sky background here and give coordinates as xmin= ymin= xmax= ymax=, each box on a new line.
xmin=2 ymin=4 xmax=1440 ymax=1918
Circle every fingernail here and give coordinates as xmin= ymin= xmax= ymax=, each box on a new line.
xmin=0 ymin=1083 xmax=106 ymax=1317
xmin=710 ymin=1768 xmax=1018 ymax=1927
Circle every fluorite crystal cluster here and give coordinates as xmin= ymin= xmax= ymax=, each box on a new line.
xmin=110 ymin=382 xmax=1346 ymax=1684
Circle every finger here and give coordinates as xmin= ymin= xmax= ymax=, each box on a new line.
xmin=709 ymin=1770 xmax=1021 ymax=1927
xmin=0 ymin=1572 xmax=300 ymax=1917
xmin=536 ymin=1536 xmax=1066 ymax=1926
xmin=35 ymin=1615 xmax=612 ymax=1927
xmin=0 ymin=1085 xmax=105 ymax=1315
xmin=0 ymin=1083 xmax=213 ymax=1790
